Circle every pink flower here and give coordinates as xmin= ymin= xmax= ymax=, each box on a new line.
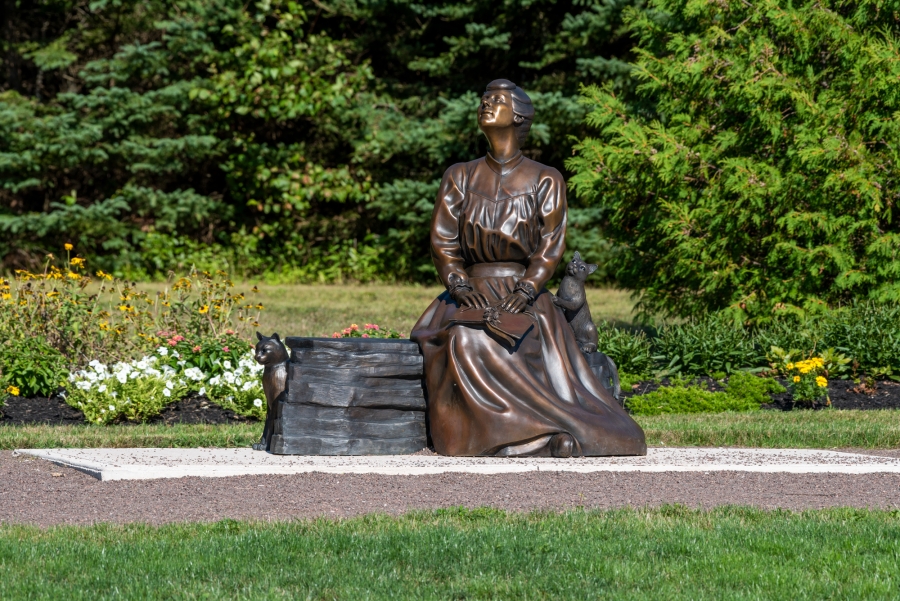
xmin=222 ymin=347 xmax=230 ymax=352
xmin=192 ymin=345 xmax=201 ymax=352
xmin=350 ymin=324 xmax=359 ymax=331
xmin=343 ymin=328 xmax=351 ymax=335
xmin=362 ymin=333 xmax=369 ymax=338
xmin=225 ymin=329 xmax=235 ymax=335
xmin=168 ymin=339 xmax=178 ymax=346
xmin=173 ymin=335 xmax=185 ymax=342
xmin=332 ymin=332 xmax=340 ymax=338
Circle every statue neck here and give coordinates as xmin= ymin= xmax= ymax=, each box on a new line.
xmin=483 ymin=127 xmax=520 ymax=163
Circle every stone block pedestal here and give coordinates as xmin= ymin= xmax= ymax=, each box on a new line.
xmin=270 ymin=337 xmax=427 ymax=455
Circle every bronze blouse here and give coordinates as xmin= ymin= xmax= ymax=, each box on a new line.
xmin=430 ymin=151 xmax=567 ymax=294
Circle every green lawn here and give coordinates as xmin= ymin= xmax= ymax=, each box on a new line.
xmin=1 ymin=507 xmax=898 ymax=600
xmin=252 ymin=283 xmax=637 ymax=337
xmin=4 ymin=410 xmax=898 ymax=450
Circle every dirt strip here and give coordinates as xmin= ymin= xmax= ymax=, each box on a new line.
xmin=2 ymin=451 xmax=899 ymax=526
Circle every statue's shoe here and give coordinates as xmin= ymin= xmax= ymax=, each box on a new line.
xmin=549 ymin=433 xmax=574 ymax=458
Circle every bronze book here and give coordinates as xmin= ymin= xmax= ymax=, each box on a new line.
xmin=450 ymin=306 xmax=536 ymax=347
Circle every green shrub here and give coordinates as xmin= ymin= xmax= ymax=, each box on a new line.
xmin=569 ymin=0 xmax=900 ymax=319
xmin=596 ymin=322 xmax=654 ymax=376
xmin=0 ymin=337 xmax=67 ymax=399
xmin=725 ymin=373 xmax=785 ymax=405
xmin=654 ymin=314 xmax=765 ymax=376
xmin=626 ymin=384 xmax=762 ymax=416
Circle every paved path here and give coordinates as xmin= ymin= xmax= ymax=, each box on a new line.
xmin=17 ymin=447 xmax=900 ymax=480
xmin=2 ymin=450 xmax=899 ymax=525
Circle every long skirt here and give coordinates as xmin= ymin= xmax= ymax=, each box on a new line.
xmin=411 ymin=265 xmax=647 ymax=457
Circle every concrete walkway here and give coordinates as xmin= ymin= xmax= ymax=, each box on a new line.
xmin=17 ymin=447 xmax=900 ymax=481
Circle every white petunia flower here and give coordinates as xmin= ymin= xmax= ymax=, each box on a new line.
xmin=157 ymin=347 xmax=169 ymax=356
xmin=223 ymin=372 xmax=235 ymax=384
xmin=241 ymin=381 xmax=255 ymax=392
xmin=172 ymin=351 xmax=180 ymax=358
xmin=208 ymin=376 xmax=221 ymax=386
xmin=253 ymin=398 xmax=263 ymax=407
xmin=110 ymin=391 xmax=117 ymax=398
xmin=76 ymin=380 xmax=91 ymax=391
xmin=98 ymin=384 xmax=107 ymax=393
xmin=109 ymin=405 xmax=115 ymax=412
xmin=223 ymin=360 xmax=232 ymax=369
xmin=116 ymin=372 xmax=128 ymax=384
xmin=163 ymin=388 xmax=171 ymax=397
xmin=199 ymin=387 xmax=206 ymax=396
xmin=165 ymin=380 xmax=175 ymax=390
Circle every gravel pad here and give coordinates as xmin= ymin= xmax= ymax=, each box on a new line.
xmin=2 ymin=451 xmax=899 ymax=526
xmin=17 ymin=447 xmax=900 ymax=481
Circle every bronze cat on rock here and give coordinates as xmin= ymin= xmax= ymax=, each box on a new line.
xmin=253 ymin=332 xmax=289 ymax=452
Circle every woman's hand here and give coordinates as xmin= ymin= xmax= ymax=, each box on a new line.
xmin=499 ymin=291 xmax=529 ymax=314
xmin=451 ymin=288 xmax=490 ymax=310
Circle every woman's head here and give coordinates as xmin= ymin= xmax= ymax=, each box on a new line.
xmin=478 ymin=79 xmax=534 ymax=146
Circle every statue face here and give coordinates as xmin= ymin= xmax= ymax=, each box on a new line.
xmin=478 ymin=90 xmax=517 ymax=130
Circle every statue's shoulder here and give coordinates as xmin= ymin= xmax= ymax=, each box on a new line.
xmin=521 ymin=157 xmax=565 ymax=185
xmin=440 ymin=157 xmax=485 ymax=187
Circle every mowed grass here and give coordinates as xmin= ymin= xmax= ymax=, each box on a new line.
xmin=251 ymin=283 xmax=637 ymax=337
xmin=4 ymin=410 xmax=899 ymax=450
xmin=1 ymin=507 xmax=898 ymax=600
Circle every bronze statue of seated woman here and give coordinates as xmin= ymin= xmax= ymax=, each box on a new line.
xmin=411 ymin=79 xmax=647 ymax=457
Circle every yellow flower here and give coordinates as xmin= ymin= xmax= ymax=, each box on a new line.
xmin=816 ymin=376 xmax=827 ymax=388
xmin=46 ymin=291 xmax=59 ymax=298
xmin=64 ymin=243 xmax=73 ymax=251
xmin=786 ymin=362 xmax=794 ymax=370
xmin=793 ymin=376 xmax=800 ymax=383
xmin=198 ymin=305 xmax=210 ymax=314
xmin=1 ymin=293 xmax=10 ymax=301
xmin=6 ymin=385 xmax=19 ymax=396
xmin=69 ymin=257 xmax=85 ymax=267
xmin=95 ymin=270 xmax=113 ymax=281
xmin=66 ymin=271 xmax=81 ymax=280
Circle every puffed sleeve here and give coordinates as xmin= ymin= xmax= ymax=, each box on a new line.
xmin=430 ymin=164 xmax=470 ymax=290
xmin=519 ymin=168 xmax=567 ymax=293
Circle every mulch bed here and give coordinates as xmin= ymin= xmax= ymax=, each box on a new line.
xmin=622 ymin=377 xmax=900 ymax=411
xmin=0 ymin=394 xmax=255 ymax=426
xmin=3 ymin=376 xmax=898 ymax=427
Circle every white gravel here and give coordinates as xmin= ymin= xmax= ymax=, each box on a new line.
xmin=16 ymin=447 xmax=900 ymax=481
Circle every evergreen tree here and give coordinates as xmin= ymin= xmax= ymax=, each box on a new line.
xmin=569 ymin=0 xmax=900 ymax=319
xmin=0 ymin=0 xmax=640 ymax=281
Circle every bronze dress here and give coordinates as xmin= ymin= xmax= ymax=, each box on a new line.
xmin=411 ymin=151 xmax=647 ymax=456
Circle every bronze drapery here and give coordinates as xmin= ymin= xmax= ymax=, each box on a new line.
xmin=411 ymin=152 xmax=647 ymax=456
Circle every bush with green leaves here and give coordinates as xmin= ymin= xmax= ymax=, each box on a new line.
xmin=655 ymin=314 xmax=765 ymax=376
xmin=596 ymin=322 xmax=654 ymax=377
xmin=626 ymin=373 xmax=783 ymax=416
xmin=569 ymin=0 xmax=900 ymax=319
xmin=0 ymin=337 xmax=67 ymax=399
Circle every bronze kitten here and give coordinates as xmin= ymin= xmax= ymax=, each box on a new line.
xmin=253 ymin=332 xmax=289 ymax=452
xmin=552 ymin=251 xmax=599 ymax=354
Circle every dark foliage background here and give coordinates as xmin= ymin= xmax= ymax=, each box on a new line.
xmin=0 ymin=0 xmax=640 ymax=282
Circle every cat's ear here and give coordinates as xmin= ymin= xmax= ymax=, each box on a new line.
xmin=272 ymin=332 xmax=281 ymax=342
xmin=587 ymin=264 xmax=598 ymax=275
xmin=256 ymin=331 xmax=263 ymax=341
xmin=573 ymin=251 xmax=582 ymax=262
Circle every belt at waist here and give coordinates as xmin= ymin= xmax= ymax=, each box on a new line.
xmin=465 ymin=262 xmax=526 ymax=278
